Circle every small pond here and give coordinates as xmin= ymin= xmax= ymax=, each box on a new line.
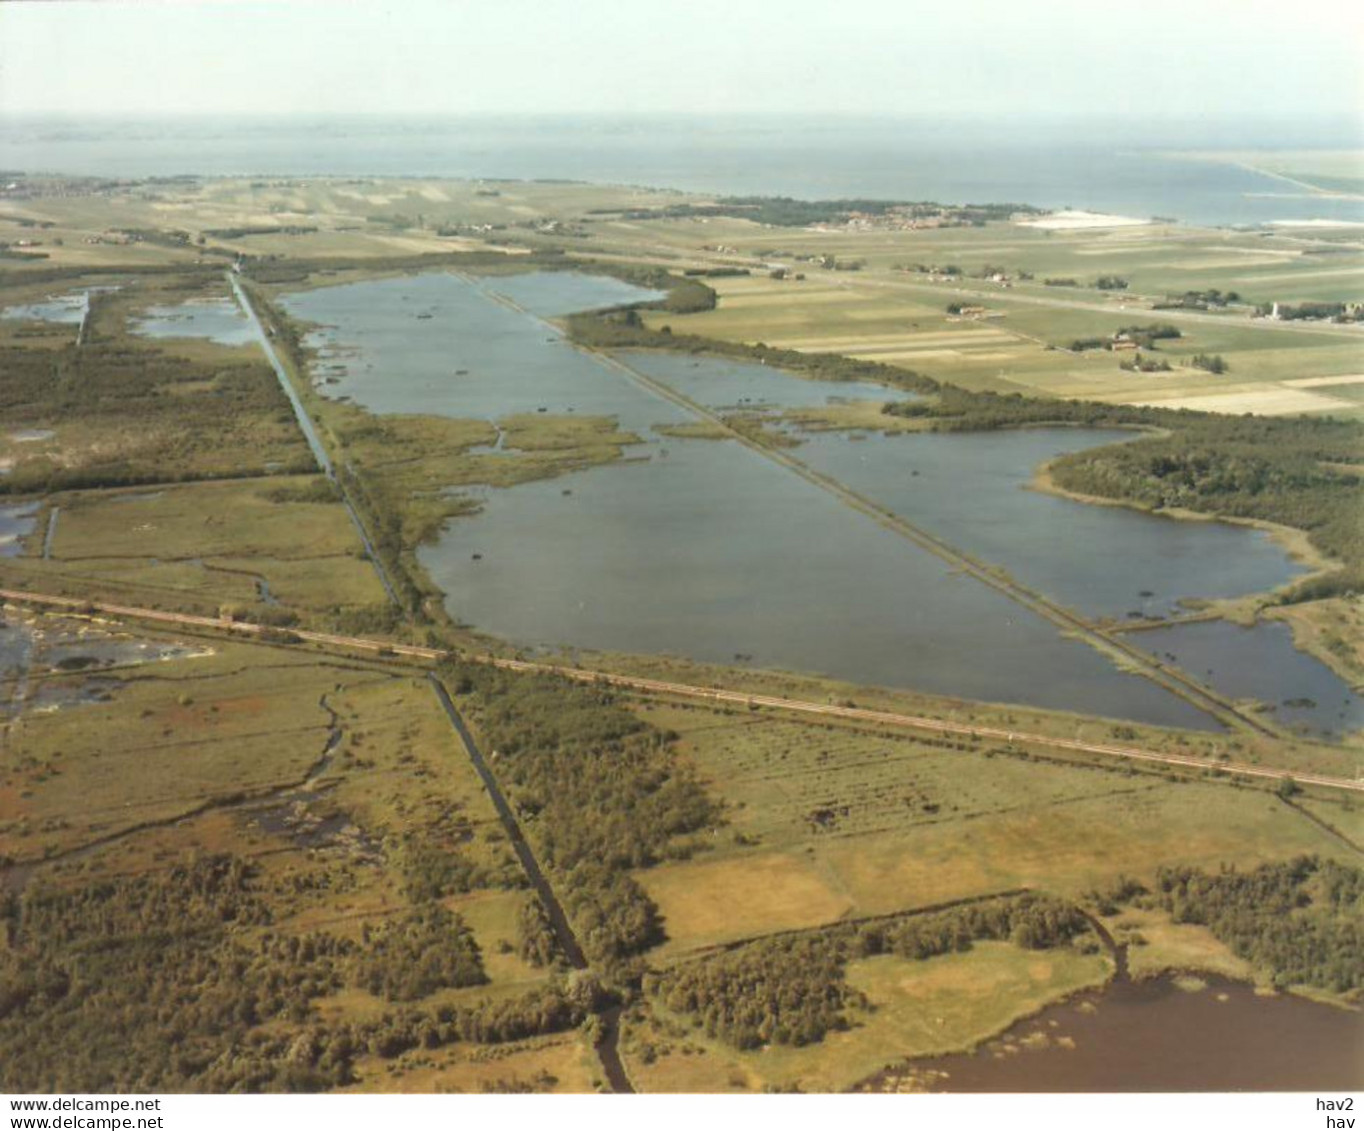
xmin=130 ymin=297 xmax=255 ymax=346
xmin=0 ymin=501 xmax=39 ymax=557
xmin=1129 ymin=619 xmax=1364 ymax=740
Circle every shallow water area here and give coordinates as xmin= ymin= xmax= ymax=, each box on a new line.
xmin=1129 ymin=619 xmax=1364 ymax=739
xmin=0 ymin=615 xmax=34 ymax=677
xmin=130 ymin=297 xmax=255 ymax=346
xmin=0 ymin=501 xmax=39 ymax=557
xmin=0 ymin=611 xmax=209 ymax=719
xmin=483 ymin=272 xmax=665 ymax=316
xmin=282 ymin=272 xmax=686 ymax=431
xmin=880 ymin=973 xmax=1363 ymax=1092
xmin=616 ymin=350 xmax=914 ymax=412
xmin=1 ymin=292 xmax=87 ymax=324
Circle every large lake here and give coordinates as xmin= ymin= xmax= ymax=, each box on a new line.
xmin=273 ymin=271 xmax=1348 ymax=729
xmin=621 ymin=357 xmax=1306 ymax=622
xmin=4 ymin=115 xmax=1361 ymax=227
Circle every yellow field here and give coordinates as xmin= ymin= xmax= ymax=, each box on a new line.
xmin=634 ymin=706 xmax=1355 ymax=956
xmin=624 ymin=942 xmax=1110 ymax=1093
xmin=342 ymin=1031 xmax=601 ymax=1094
xmin=3 ymin=477 xmax=389 ymax=620
xmin=1130 ymin=387 xmax=1355 ymax=414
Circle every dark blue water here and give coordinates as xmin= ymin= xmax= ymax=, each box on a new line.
xmin=420 ymin=439 xmax=1217 ymax=730
xmin=1130 ymin=619 xmax=1364 ymax=739
xmin=2 ymin=115 xmax=1360 ymax=227
xmin=617 ymin=355 xmax=1305 ymax=619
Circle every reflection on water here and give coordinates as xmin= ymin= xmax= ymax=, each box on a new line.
xmin=484 ymin=272 xmax=665 ymax=316
xmin=283 ymin=270 xmax=1307 ymax=728
xmin=876 ymin=973 xmax=1363 ymax=1092
xmin=613 ymin=355 xmax=1303 ymax=621
xmin=1130 ymin=619 xmax=1364 ymax=739
xmin=419 ymin=441 xmax=1215 ymax=729
xmin=282 ymin=272 xmax=681 ymax=429
xmin=783 ymin=428 xmax=1307 ymax=620
xmin=1 ymin=292 xmax=87 ymax=324
xmin=0 ymin=611 xmax=209 ymax=722
xmin=130 ymin=297 xmax=255 ymax=346
xmin=0 ymin=501 xmax=39 ymax=558
xmin=616 ymin=349 xmax=914 ymax=412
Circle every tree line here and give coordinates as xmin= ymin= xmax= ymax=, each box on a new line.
xmin=646 ymin=893 xmax=1091 ymax=1050
xmin=1154 ymin=857 xmax=1363 ymax=993
xmin=0 ymin=853 xmax=588 ymax=1092
xmin=441 ymin=661 xmax=720 ymax=973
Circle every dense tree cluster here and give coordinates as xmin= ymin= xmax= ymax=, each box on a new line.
xmin=1260 ymin=302 xmax=1361 ymax=323
xmin=202 ymin=225 xmax=319 ymax=240
xmin=1154 ymin=288 xmax=1239 ymax=310
xmin=1114 ymin=323 xmax=1182 ymax=346
xmin=649 ymin=893 xmax=1092 ymax=1050
xmin=353 ymin=904 xmax=486 ymax=1002
xmin=400 ymin=837 xmax=519 ymax=903
xmin=651 ymin=937 xmax=863 ymax=1049
xmin=1043 ymin=413 xmax=1363 ymax=594
xmin=860 ymin=893 xmax=1090 ymax=959
xmin=0 ymin=854 xmax=534 ymax=1092
xmin=516 ymin=894 xmax=563 ymax=968
xmin=447 ymin=664 xmax=719 ymax=967
xmin=1119 ymin=353 xmax=1172 ymax=373
xmin=1190 ymin=353 xmax=1229 ymax=374
xmin=661 ymin=279 xmax=718 ymax=314
xmin=0 ymin=341 xmax=314 ymax=494
xmin=0 ymin=857 xmax=347 ymax=1091
xmin=1154 ymin=857 xmax=1364 ymax=993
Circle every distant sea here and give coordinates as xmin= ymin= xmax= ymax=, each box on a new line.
xmin=1 ymin=114 xmax=1361 ymax=228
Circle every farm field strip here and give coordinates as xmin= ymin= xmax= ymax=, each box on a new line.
xmin=1285 ymin=373 xmax=1364 ymax=388
xmin=1131 ymin=388 xmax=1355 ymax=414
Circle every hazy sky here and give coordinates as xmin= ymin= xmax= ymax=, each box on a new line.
xmin=1 ymin=0 xmax=1361 ymax=121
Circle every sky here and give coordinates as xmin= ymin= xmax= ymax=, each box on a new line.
xmin=0 ymin=0 xmax=1361 ymax=122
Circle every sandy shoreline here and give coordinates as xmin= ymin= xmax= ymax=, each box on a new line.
xmin=1018 ymin=210 xmax=1153 ymax=230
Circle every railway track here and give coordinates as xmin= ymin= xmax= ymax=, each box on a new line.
xmin=3 ymin=585 xmax=1359 ymax=795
